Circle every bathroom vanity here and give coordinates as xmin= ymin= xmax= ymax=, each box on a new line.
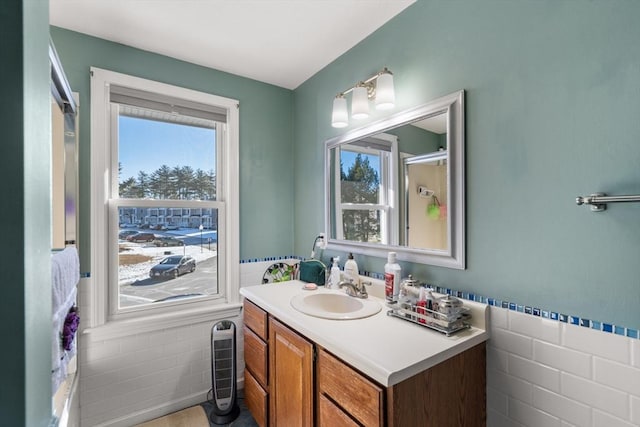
xmin=240 ymin=281 xmax=488 ymax=426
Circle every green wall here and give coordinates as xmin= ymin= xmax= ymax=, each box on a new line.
xmin=0 ymin=0 xmax=52 ymax=425
xmin=50 ymin=27 xmax=295 ymax=269
xmin=293 ymin=0 xmax=640 ymax=329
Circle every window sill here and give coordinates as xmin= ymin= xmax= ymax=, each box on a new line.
xmin=82 ymin=302 xmax=243 ymax=341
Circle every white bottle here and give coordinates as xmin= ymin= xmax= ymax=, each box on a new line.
xmin=329 ymin=257 xmax=341 ymax=289
xmin=343 ymin=253 xmax=359 ymax=286
xmin=384 ymin=252 xmax=402 ymax=305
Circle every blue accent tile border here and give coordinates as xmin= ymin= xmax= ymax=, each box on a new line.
xmin=373 ymin=272 xmax=638 ymax=339
xmin=240 ymin=255 xmax=302 ymax=264
xmin=417 ymin=284 xmax=638 ymax=340
xmin=241 ymin=257 xmax=639 ymax=340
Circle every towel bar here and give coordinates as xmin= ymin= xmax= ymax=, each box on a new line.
xmin=576 ymin=192 xmax=640 ymax=212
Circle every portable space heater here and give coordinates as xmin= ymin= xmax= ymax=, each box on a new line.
xmin=209 ymin=320 xmax=240 ymax=424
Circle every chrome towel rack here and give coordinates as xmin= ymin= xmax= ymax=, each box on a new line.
xmin=576 ymin=192 xmax=640 ymax=212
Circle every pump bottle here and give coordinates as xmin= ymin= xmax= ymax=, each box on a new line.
xmin=343 ymin=253 xmax=359 ymax=286
xmin=328 ymin=257 xmax=341 ymax=289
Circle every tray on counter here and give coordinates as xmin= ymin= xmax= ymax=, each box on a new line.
xmin=386 ymin=303 xmax=471 ymax=336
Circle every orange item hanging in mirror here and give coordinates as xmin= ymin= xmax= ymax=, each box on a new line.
xmin=439 ymin=203 xmax=447 ymax=219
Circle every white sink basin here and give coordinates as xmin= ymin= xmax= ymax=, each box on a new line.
xmin=290 ymin=291 xmax=382 ymax=320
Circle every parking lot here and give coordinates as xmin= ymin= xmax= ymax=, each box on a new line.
xmin=118 ymin=227 xmax=218 ymax=307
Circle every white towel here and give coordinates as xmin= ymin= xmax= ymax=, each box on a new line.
xmin=51 ymin=247 xmax=80 ymax=314
xmin=51 ymin=247 xmax=80 ymax=394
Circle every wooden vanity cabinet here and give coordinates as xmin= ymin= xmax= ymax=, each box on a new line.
xmin=243 ymin=299 xmax=269 ymax=427
xmin=243 ymin=298 xmax=486 ymax=427
xmin=243 ymin=300 xmax=314 ymax=427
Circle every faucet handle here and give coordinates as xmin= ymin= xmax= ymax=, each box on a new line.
xmin=359 ymin=286 xmax=368 ymax=298
xmin=355 ymin=280 xmax=368 ymax=298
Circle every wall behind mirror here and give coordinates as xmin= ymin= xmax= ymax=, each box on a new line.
xmin=325 ymin=90 xmax=465 ymax=269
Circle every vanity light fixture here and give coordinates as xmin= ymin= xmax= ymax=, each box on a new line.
xmin=331 ymin=67 xmax=395 ymax=128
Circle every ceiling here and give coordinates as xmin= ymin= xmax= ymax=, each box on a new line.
xmin=50 ymin=0 xmax=415 ymax=90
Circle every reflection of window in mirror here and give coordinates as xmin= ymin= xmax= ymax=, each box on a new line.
xmin=333 ymin=133 xmax=398 ymax=244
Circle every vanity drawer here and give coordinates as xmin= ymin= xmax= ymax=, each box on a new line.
xmin=244 ymin=299 xmax=268 ymax=340
xmin=245 ymin=369 xmax=268 ymax=427
xmin=244 ymin=326 xmax=268 ymax=388
xmin=318 ymin=394 xmax=360 ymax=427
xmin=317 ymin=348 xmax=383 ymax=427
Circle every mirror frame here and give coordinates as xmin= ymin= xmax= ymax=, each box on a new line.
xmin=324 ymin=90 xmax=465 ymax=269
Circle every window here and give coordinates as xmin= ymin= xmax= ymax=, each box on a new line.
xmin=91 ymin=68 xmax=239 ymax=328
xmin=333 ymin=133 xmax=398 ymax=245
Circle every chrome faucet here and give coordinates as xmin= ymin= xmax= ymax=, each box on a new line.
xmin=339 ymin=279 xmax=368 ymax=299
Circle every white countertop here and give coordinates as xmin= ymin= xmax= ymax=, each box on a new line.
xmin=240 ymin=280 xmax=489 ymax=387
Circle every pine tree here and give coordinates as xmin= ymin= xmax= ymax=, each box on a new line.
xmin=341 ymin=153 xmax=380 ymax=242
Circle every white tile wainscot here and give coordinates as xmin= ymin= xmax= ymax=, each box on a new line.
xmin=78 ymin=315 xmax=240 ymax=426
xmin=487 ymin=306 xmax=640 ymax=427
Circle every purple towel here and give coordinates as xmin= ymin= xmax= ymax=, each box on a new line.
xmin=62 ymin=307 xmax=80 ymax=351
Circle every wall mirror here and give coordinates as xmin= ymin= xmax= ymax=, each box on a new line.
xmin=324 ymin=90 xmax=465 ymax=269
xmin=50 ymin=39 xmax=79 ymax=250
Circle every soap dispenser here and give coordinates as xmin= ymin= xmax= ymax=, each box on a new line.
xmin=343 ymin=253 xmax=359 ymax=286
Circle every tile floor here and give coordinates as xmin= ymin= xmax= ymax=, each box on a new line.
xmin=199 ymin=390 xmax=258 ymax=427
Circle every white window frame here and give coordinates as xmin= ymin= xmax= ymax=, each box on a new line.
xmin=88 ymin=67 xmax=240 ymax=337
xmin=334 ymin=133 xmax=398 ymax=245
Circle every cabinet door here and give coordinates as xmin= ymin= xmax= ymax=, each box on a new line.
xmin=269 ymin=317 xmax=314 ymax=427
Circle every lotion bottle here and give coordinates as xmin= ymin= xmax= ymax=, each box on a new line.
xmin=384 ymin=252 xmax=401 ymax=305
xmin=343 ymin=253 xmax=359 ymax=286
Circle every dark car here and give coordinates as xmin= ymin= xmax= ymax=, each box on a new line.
xmin=126 ymin=232 xmax=156 ymax=243
xmin=119 ymin=230 xmax=139 ymax=240
xmin=152 ymin=236 xmax=184 ymax=247
xmin=149 ymin=255 xmax=196 ymax=279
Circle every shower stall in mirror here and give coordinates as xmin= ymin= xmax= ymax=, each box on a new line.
xmin=403 ymin=150 xmax=448 ymax=250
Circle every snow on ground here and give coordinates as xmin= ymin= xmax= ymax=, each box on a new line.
xmin=119 ymin=241 xmax=216 ymax=285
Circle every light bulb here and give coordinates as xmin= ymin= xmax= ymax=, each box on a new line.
xmin=351 ymin=85 xmax=369 ymax=119
xmin=331 ymin=96 xmax=348 ymax=128
xmin=375 ymin=71 xmax=395 ymax=110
